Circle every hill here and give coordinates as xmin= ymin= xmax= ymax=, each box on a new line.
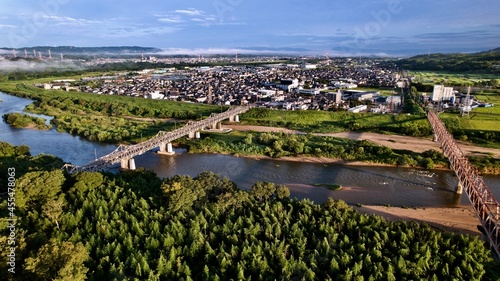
xmin=396 ymin=48 xmax=500 ymax=73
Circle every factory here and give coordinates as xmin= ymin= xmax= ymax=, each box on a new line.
xmin=430 ymin=85 xmax=454 ymax=102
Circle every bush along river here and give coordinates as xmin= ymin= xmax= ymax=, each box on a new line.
xmin=1 ymin=91 xmax=499 ymax=206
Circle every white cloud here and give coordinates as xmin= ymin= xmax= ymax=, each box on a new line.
xmin=0 ymin=24 xmax=16 ymax=28
xmin=35 ymin=15 xmax=103 ymax=26
xmin=158 ymin=16 xmax=184 ymax=23
xmin=156 ymin=8 xmax=243 ymax=26
xmin=175 ymin=8 xmax=204 ymax=16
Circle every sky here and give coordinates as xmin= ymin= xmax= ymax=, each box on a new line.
xmin=0 ymin=0 xmax=499 ymax=56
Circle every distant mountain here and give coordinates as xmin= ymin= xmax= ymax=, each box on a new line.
xmin=477 ymin=47 xmax=500 ymax=54
xmin=396 ymin=47 xmax=500 ymax=73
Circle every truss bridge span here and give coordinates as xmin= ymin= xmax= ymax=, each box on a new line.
xmin=63 ymin=106 xmax=252 ymax=174
xmin=427 ymin=109 xmax=499 ymax=256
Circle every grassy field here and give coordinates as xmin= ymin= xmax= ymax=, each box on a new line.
xmin=241 ymin=108 xmax=432 ymax=136
xmin=410 ymin=71 xmax=499 ymax=86
xmin=323 ymin=87 xmax=399 ymax=96
xmin=440 ymin=93 xmax=500 ymax=132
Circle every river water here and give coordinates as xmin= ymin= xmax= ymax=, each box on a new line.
xmin=1 ymin=91 xmax=499 ymax=206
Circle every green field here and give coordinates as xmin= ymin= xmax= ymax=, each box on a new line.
xmin=440 ymin=93 xmax=500 ymax=132
xmin=241 ymin=108 xmax=432 ymax=137
xmin=410 ymin=71 xmax=499 ymax=86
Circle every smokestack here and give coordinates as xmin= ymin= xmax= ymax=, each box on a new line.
xmin=38 ymin=52 xmax=42 ymax=60
xmin=12 ymin=49 xmax=16 ymax=57
xmin=48 ymin=49 xmax=51 ymax=59
xmin=24 ymin=49 xmax=28 ymax=58
xmin=33 ymin=49 xmax=36 ymax=57
xmin=60 ymin=53 xmax=64 ymax=61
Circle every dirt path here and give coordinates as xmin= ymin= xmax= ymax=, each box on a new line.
xmin=224 ymin=124 xmax=500 ymax=158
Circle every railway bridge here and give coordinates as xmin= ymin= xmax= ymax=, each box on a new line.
xmin=63 ymin=106 xmax=251 ymax=174
xmin=428 ymin=109 xmax=500 ymax=256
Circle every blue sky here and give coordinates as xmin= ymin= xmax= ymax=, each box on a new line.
xmin=1 ymin=0 xmax=499 ymax=56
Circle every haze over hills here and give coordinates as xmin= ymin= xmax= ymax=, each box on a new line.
xmin=1 ymin=46 xmax=499 ymax=59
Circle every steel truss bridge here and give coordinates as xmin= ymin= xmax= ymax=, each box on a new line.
xmin=428 ymin=109 xmax=500 ymax=256
xmin=62 ymin=106 xmax=251 ymax=174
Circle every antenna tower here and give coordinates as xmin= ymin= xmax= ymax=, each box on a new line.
xmin=461 ymin=86 xmax=471 ymax=117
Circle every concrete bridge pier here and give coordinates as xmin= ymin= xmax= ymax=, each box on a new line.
xmin=456 ymin=180 xmax=464 ymax=195
xmin=211 ymin=122 xmax=222 ymax=130
xmin=121 ymin=158 xmax=136 ymax=170
xmin=158 ymin=142 xmax=175 ymax=155
xmin=432 ymin=134 xmax=438 ymax=142
xmin=188 ymin=131 xmax=201 ymax=139
xmin=229 ymin=115 xmax=240 ymax=122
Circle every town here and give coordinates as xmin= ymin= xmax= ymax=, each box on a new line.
xmin=38 ymin=57 xmax=409 ymax=113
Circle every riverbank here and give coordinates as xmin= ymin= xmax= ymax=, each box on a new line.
xmin=225 ymin=124 xmax=500 ymax=159
xmin=235 ymin=153 xmax=397 ymax=167
xmin=355 ymin=204 xmax=481 ymax=236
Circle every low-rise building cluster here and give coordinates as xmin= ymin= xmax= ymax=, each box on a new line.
xmin=39 ymin=58 xmax=405 ymax=113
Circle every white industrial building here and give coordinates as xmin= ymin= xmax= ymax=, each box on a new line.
xmin=347 ymin=104 xmax=367 ymax=113
xmin=297 ymin=88 xmax=321 ymax=95
xmin=431 ymin=85 xmax=454 ymax=102
xmin=276 ymin=79 xmax=299 ymax=91
xmin=300 ymin=62 xmax=317 ymax=69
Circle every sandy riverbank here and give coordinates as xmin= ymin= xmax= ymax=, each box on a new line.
xmin=355 ymin=205 xmax=481 ymax=236
xmin=218 ymin=124 xmax=495 ymax=236
xmin=224 ymin=124 xmax=500 ymax=158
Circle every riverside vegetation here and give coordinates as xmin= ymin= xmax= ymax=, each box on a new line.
xmin=1 ymin=142 xmax=499 ymax=280
xmin=187 ymin=131 xmax=449 ymax=170
xmin=1 ymin=74 xmax=500 ymax=172
xmin=2 ymin=112 xmax=51 ymax=130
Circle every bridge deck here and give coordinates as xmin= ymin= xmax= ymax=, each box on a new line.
xmin=63 ymin=106 xmax=252 ymax=174
xmin=427 ymin=110 xmax=500 ymax=256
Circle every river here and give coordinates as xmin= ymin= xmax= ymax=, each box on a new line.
xmin=1 ymin=91 xmax=499 ymax=206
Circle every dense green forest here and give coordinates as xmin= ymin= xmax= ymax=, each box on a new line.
xmin=397 ymin=48 xmax=500 ymax=73
xmin=1 ymin=142 xmax=499 ymax=280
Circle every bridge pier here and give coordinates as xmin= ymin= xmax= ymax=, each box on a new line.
xmin=188 ymin=131 xmax=201 ymax=139
xmin=121 ymin=158 xmax=136 ymax=170
xmin=456 ymin=180 xmax=464 ymax=195
xmin=229 ymin=115 xmax=240 ymax=122
xmin=211 ymin=122 xmax=222 ymax=130
xmin=158 ymin=142 xmax=175 ymax=155
xmin=432 ymin=134 xmax=438 ymax=142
